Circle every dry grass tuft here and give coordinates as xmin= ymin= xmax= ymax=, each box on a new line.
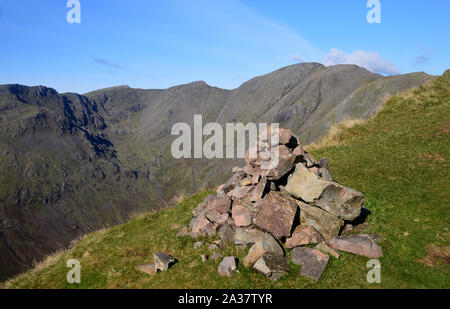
xmin=306 ymin=119 xmax=364 ymax=150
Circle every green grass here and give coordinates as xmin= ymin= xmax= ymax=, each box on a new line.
xmin=2 ymin=71 xmax=449 ymax=289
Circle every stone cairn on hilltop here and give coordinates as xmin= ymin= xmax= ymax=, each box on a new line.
xmin=138 ymin=127 xmax=383 ymax=281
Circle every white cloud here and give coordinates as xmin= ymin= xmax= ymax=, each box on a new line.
xmin=323 ymin=48 xmax=400 ymax=75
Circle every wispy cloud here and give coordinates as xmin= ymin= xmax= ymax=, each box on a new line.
xmin=93 ymin=58 xmax=123 ymax=70
xmin=290 ymin=54 xmax=304 ymax=63
xmin=414 ymin=48 xmax=433 ymax=65
xmin=323 ymin=48 xmax=400 ymax=75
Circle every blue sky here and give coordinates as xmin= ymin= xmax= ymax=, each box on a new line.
xmin=0 ymin=0 xmax=449 ymax=93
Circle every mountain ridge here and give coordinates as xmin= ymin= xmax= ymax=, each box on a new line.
xmin=0 ymin=63 xmax=434 ymax=280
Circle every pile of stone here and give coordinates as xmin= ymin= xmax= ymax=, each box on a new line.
xmin=182 ymin=127 xmax=383 ymax=282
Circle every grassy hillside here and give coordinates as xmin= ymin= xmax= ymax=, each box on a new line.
xmin=2 ymin=70 xmax=449 ymax=289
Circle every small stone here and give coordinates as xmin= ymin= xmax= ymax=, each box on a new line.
xmin=153 ymin=252 xmax=176 ymax=271
xmin=315 ymin=243 xmax=340 ymax=259
xmin=285 ymin=225 xmax=324 ymax=248
xmin=208 ymin=243 xmax=219 ymax=251
xmin=212 ymin=252 xmax=223 ymax=262
xmin=232 ymin=202 xmax=254 ymax=227
xmin=194 ymin=241 xmax=203 ymax=249
xmin=290 ymin=247 xmax=329 ymax=281
xmin=341 ymin=224 xmax=354 ymax=235
xmin=328 ymin=234 xmax=383 ymax=258
xmin=135 ymin=264 xmax=157 ymax=275
xmin=176 ymin=226 xmax=189 ymax=237
xmin=253 ymin=254 xmax=289 ymax=282
xmin=201 ymin=255 xmax=208 ymax=262
xmin=218 ymin=256 xmax=237 ymax=277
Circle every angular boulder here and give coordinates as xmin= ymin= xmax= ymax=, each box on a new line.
xmin=290 ymin=247 xmax=329 ymax=281
xmin=297 ymin=201 xmax=343 ymax=242
xmin=328 ymin=234 xmax=383 ymax=258
xmin=218 ymin=223 xmax=236 ymax=242
xmin=228 ymin=185 xmax=254 ymax=199
xmin=254 ymin=192 xmax=298 ymax=238
xmin=243 ymin=234 xmax=284 ymax=267
xmin=233 ymin=228 xmax=265 ymax=246
xmin=231 ymin=201 xmax=254 ymax=227
xmin=205 ymin=209 xmax=229 ymax=225
xmin=285 ymin=225 xmax=324 ymax=249
xmin=260 ymin=145 xmax=298 ymax=180
xmin=286 ymin=164 xmax=363 ymax=221
xmin=253 ymin=254 xmax=289 ymax=282
xmin=251 ymin=176 xmax=267 ymax=202
xmin=206 ymin=196 xmax=232 ymax=214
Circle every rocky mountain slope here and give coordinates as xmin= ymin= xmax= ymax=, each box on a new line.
xmin=0 ymin=63 xmax=432 ymax=280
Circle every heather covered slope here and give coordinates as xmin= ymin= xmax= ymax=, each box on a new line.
xmin=3 ymin=70 xmax=448 ymax=289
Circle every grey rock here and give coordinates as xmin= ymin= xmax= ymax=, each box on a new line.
xmin=233 ymin=228 xmax=265 ymax=246
xmin=290 ymin=247 xmax=329 ymax=281
xmin=286 ymin=164 xmax=364 ymax=221
xmin=218 ymin=223 xmax=236 ymax=242
xmin=253 ymin=254 xmax=289 ymax=282
xmin=243 ymin=233 xmax=284 ymax=267
xmin=212 ymin=252 xmax=223 ymax=262
xmin=153 ymin=252 xmax=176 ymax=271
xmin=194 ymin=241 xmax=203 ymax=249
xmin=218 ymin=256 xmax=237 ymax=277
xmin=328 ymin=234 xmax=383 ymax=258
xmin=297 ymin=200 xmax=343 ymax=242
xmin=135 ymin=264 xmax=157 ymax=275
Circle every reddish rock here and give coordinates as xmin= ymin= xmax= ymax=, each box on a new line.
xmin=251 ymin=174 xmax=261 ymax=185
xmin=135 ymin=264 xmax=157 ymax=275
xmin=205 ymin=209 xmax=229 ymax=225
xmin=290 ymin=247 xmax=329 ymax=281
xmin=251 ymin=176 xmax=267 ymax=202
xmin=228 ymin=185 xmax=253 ymax=199
xmin=285 ymin=225 xmax=324 ymax=248
xmin=232 ymin=202 xmax=254 ymax=227
xmin=254 ymin=192 xmax=298 ymax=238
xmin=260 ymin=145 xmax=298 ymax=180
xmin=206 ymin=196 xmax=232 ymax=213
xmin=328 ymin=234 xmax=383 ymax=258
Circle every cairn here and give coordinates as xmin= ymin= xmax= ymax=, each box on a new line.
xmin=184 ymin=127 xmax=382 ymax=281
